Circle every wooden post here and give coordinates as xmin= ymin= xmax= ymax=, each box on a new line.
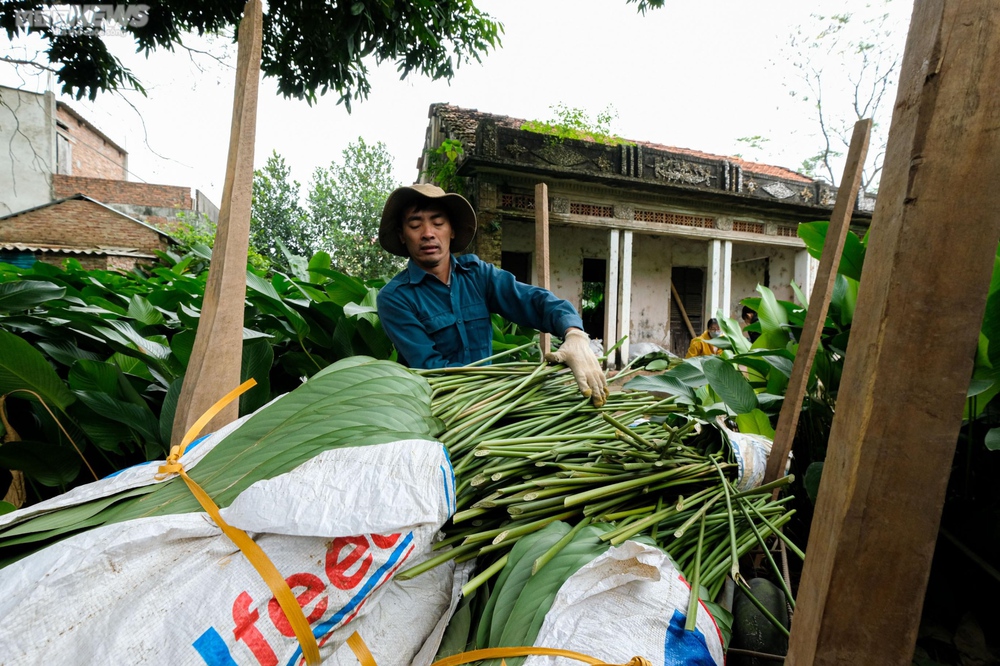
xmin=763 ymin=119 xmax=870 ymax=484
xmin=670 ymin=280 xmax=698 ymax=340
xmin=535 ymin=183 xmax=551 ymax=356
xmin=171 ymin=0 xmax=262 ymax=444
xmin=787 ymin=2 xmax=1000 ymax=663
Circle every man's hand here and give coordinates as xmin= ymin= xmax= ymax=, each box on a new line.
xmin=545 ymin=329 xmax=609 ymax=407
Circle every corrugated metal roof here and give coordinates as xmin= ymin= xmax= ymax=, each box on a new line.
xmin=0 ymin=243 xmax=155 ymax=258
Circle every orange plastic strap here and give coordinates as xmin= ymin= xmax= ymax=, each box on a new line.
xmin=157 ymin=379 xmax=323 ymax=666
xmin=346 ymin=632 xmax=377 ymax=666
xmin=345 ymin=632 xmax=651 ymax=666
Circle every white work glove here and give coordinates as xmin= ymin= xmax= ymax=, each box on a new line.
xmin=545 ymin=329 xmax=609 ymax=407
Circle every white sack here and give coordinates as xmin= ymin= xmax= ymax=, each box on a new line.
xmin=0 ymin=437 xmax=456 ymax=666
xmin=524 ymin=541 xmax=724 ymax=666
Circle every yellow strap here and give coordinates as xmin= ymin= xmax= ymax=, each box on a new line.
xmin=345 ymin=632 xmax=652 ymax=666
xmin=157 ymin=379 xmax=323 ymax=666
xmin=346 ymin=632 xmax=377 ymax=666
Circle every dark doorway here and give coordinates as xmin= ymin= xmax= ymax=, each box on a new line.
xmin=670 ymin=267 xmax=705 ymax=357
xmin=501 ymin=251 xmax=531 ymax=284
xmin=581 ymin=258 xmax=606 ymax=340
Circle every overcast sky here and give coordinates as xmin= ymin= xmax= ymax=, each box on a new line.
xmin=2 ymin=0 xmax=912 ymax=206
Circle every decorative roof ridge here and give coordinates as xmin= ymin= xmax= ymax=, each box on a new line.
xmin=428 ymin=103 xmax=813 ymax=184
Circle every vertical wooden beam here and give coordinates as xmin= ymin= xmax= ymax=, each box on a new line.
xmin=171 ymin=0 xmax=262 ymax=444
xmin=534 ymin=183 xmax=551 ymax=356
xmin=787 ymin=2 xmax=1000 ymax=663
xmin=604 ymin=229 xmax=620 ymax=364
xmin=764 ymin=119 xmax=870 ymax=485
xmin=618 ymin=231 xmax=633 ymax=366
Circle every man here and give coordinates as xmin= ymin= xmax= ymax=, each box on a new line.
xmin=376 ymin=183 xmax=608 ymax=406
xmin=686 ymin=318 xmax=723 ymax=358
xmin=741 ymin=305 xmax=760 ymax=343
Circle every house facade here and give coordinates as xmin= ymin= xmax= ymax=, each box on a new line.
xmin=0 ymin=85 xmax=218 ymax=268
xmin=416 ymin=104 xmax=874 ymax=360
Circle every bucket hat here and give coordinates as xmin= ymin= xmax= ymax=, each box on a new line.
xmin=378 ymin=183 xmax=477 ymax=257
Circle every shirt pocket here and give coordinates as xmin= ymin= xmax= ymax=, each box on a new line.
xmin=420 ymin=310 xmax=461 ymax=359
xmin=461 ymin=302 xmax=493 ymax=359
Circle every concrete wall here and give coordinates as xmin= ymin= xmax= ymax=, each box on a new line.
xmin=730 ymin=242 xmax=799 ymax=316
xmin=0 ymin=198 xmax=168 ymax=254
xmin=0 ymin=87 xmax=54 ymax=216
xmin=631 ymin=234 xmax=673 ymax=345
xmin=55 ymin=106 xmax=126 ymax=180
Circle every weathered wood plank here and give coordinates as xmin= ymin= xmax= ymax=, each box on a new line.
xmin=764 ymin=119 xmax=871 ymax=484
xmin=787 ymin=1 xmax=1000 ymax=663
xmin=171 ymin=0 xmax=261 ymax=443
xmin=535 ymin=183 xmax=551 ymax=356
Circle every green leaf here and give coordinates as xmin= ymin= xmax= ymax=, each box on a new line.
xmin=0 ymin=330 xmax=76 ymax=411
xmin=790 ymin=280 xmax=810 ymax=308
xmin=701 ymin=356 xmax=759 ymax=414
xmin=798 ymin=221 xmax=866 ymax=281
xmin=751 ymin=285 xmax=791 ymax=350
xmin=240 ymin=338 xmax=274 ymax=415
xmin=127 ymin=294 xmax=165 ymax=326
xmin=702 ymin=599 xmax=733 ymax=650
xmin=0 ymin=280 xmax=66 ymax=312
xmin=645 ymin=359 xmax=669 ymax=371
xmin=718 ymin=315 xmax=751 ymax=355
xmin=307 ymin=251 xmax=332 ymax=284
xmin=804 ymin=462 xmax=824 ymax=503
xmin=0 ymin=501 xmax=14 ymax=516
xmin=74 ymin=391 xmax=161 ymax=445
xmin=159 ymin=377 xmax=184 ymax=446
xmin=36 ymin=340 xmax=102 ymax=367
xmin=624 ymin=373 xmax=695 ymax=401
xmin=68 ymin=360 xmax=121 ymax=395
xmin=170 ymin=330 xmax=196 ymax=367
xmin=735 ymin=409 xmax=775 ymax=438
xmin=985 ymin=428 xmax=1000 ymax=451
xmin=0 ymin=440 xmax=81 ymax=488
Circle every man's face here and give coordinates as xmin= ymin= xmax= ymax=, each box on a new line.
xmin=399 ymin=203 xmax=455 ymax=270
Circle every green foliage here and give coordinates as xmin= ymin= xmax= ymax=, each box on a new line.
xmin=2 ymin=1 xmax=503 ymax=106
xmin=309 ymin=138 xmax=405 ymax=280
xmin=0 ymin=358 xmax=439 ymax=564
xmin=251 ymin=151 xmax=314 ymax=270
xmin=0 ymin=249 xmax=396 ymax=504
xmin=159 ymin=212 xmax=270 ymax=271
xmin=422 ymin=139 xmax=466 ymax=194
xmin=521 ymin=103 xmax=632 ymax=146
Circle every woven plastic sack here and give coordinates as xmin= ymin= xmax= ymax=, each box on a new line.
xmin=0 ymin=433 xmax=456 ymax=666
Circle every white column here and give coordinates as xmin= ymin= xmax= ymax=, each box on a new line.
xmin=794 ymin=249 xmax=818 ymax=304
xmin=721 ymin=240 xmax=733 ymax=320
xmin=604 ymin=229 xmax=620 ymax=364
xmin=618 ymin=231 xmax=633 ymax=366
xmin=706 ymin=240 xmax=722 ymax=322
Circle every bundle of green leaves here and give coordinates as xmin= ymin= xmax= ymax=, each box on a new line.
xmin=0 ymin=357 xmax=439 ymax=568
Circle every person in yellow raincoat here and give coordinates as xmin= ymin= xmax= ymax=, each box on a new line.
xmin=686 ymin=318 xmax=723 ymax=358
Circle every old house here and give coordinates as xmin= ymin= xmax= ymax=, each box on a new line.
xmin=0 ymin=194 xmax=171 ymax=270
xmin=0 ymin=85 xmax=217 ymax=269
xmin=416 ymin=104 xmax=874 ymax=360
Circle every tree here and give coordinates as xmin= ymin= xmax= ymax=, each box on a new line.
xmin=250 ymin=151 xmax=313 ymax=269
xmin=308 ymin=138 xmax=403 ymax=280
xmin=785 ymin=2 xmax=906 ymax=191
xmin=0 ymin=1 xmax=503 ymax=107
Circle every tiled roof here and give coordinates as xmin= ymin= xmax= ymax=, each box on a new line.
xmin=430 ymin=103 xmax=813 ymax=184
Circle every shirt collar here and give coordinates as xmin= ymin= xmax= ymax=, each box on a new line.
xmin=405 ymin=255 xmax=468 ymax=284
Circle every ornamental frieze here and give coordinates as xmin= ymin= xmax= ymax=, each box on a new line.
xmin=533 ymin=142 xmax=590 ymax=168
xmin=653 ymin=158 xmax=714 ymax=186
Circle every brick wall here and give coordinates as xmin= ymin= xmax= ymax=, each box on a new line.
xmin=52 ymin=174 xmax=192 ymax=209
xmin=0 ymin=198 xmax=168 ymax=254
xmin=56 ymin=106 xmax=126 ymax=180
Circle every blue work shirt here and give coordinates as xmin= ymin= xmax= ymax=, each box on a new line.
xmin=377 ymin=254 xmax=584 ymax=369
